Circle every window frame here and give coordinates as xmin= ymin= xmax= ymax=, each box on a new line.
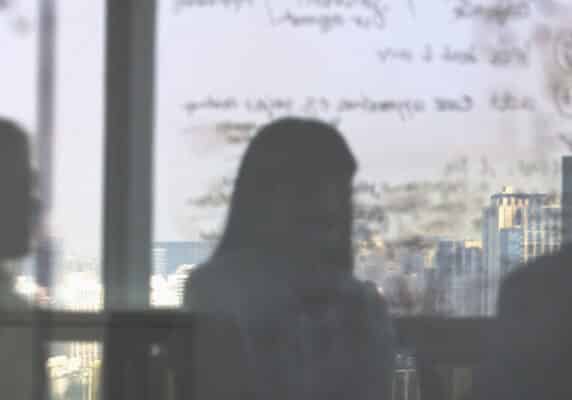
xmin=27 ymin=1 xmax=157 ymax=398
xmin=101 ymin=0 xmax=155 ymax=311
xmin=35 ymin=1 xmax=511 ymax=399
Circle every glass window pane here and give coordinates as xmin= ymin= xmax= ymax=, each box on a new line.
xmin=1 ymin=1 xmax=104 ymax=309
xmin=49 ymin=0 xmax=105 ymax=311
xmin=154 ymin=2 xmax=570 ymax=318
xmin=2 ymin=2 xmax=104 ymax=399
xmin=393 ymin=350 xmax=420 ymax=400
xmin=48 ymin=341 xmax=101 ymax=400
xmin=0 ymin=0 xmax=39 ymax=305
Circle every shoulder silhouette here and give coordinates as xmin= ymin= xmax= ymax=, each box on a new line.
xmin=0 ymin=118 xmax=33 ymax=263
xmin=180 ymin=117 xmax=395 ymax=400
xmin=474 ymin=245 xmax=572 ymax=400
xmin=0 ymin=118 xmax=37 ymax=400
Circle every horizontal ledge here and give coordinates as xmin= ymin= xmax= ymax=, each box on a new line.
xmin=0 ymin=311 xmax=496 ymax=364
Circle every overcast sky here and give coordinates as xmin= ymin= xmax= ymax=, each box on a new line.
xmin=1 ymin=0 xmax=571 ymax=265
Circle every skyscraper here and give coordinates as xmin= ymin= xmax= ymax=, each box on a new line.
xmin=498 ymin=228 xmax=522 ymax=276
xmin=432 ymin=239 xmax=483 ymax=316
xmin=562 ymin=156 xmax=572 ymax=245
xmin=153 ymin=241 xmax=214 ymax=276
xmin=482 ymin=186 xmax=561 ymax=315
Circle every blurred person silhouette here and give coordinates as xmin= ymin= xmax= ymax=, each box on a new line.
xmin=473 ymin=245 xmax=572 ymax=400
xmin=0 ymin=118 xmax=37 ymax=399
xmin=180 ymin=117 xmax=395 ymax=400
xmin=0 ymin=119 xmax=34 ymax=305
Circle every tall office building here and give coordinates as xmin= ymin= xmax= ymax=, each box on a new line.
xmin=153 ymin=241 xmax=214 ymax=276
xmin=432 ymin=239 xmax=483 ymax=316
xmin=482 ymin=186 xmax=561 ymax=315
xmin=562 ymin=156 xmax=572 ymax=245
xmin=172 ymin=264 xmax=193 ymax=305
xmin=151 ymin=264 xmax=194 ymax=307
xmin=498 ymin=228 xmax=523 ymax=276
xmin=456 ymin=240 xmax=483 ymax=316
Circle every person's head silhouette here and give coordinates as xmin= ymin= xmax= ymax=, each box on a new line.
xmin=0 ymin=119 xmax=41 ymax=398
xmin=182 ymin=119 xmax=395 ymax=400
xmin=0 ymin=119 xmax=34 ymax=260
xmin=215 ymin=117 xmax=357 ymax=271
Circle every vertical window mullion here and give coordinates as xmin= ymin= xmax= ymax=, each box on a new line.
xmin=103 ymin=0 xmax=156 ymax=311
xmin=102 ymin=2 xmax=156 ymax=399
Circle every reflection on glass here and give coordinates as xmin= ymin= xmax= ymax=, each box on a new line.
xmin=151 ymin=242 xmax=214 ymax=307
xmin=48 ymin=342 xmax=101 ymax=400
xmin=47 ymin=0 xmax=105 ymax=311
xmin=0 ymin=0 xmax=38 ymax=304
xmin=392 ymin=351 xmax=475 ymax=400
xmin=154 ymin=2 xmax=571 ymax=317
xmin=1 ymin=1 xmax=105 ymax=309
xmin=393 ymin=351 xmax=420 ymax=400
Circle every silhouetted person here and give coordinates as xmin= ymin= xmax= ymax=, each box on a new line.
xmin=182 ymin=118 xmax=395 ymax=399
xmin=0 ymin=118 xmax=36 ymax=399
xmin=474 ymin=246 xmax=572 ymax=400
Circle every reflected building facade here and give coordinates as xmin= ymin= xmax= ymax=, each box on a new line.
xmin=151 ymin=241 xmax=214 ymax=307
xmin=432 ymin=239 xmax=483 ymax=316
xmin=562 ymin=156 xmax=572 ymax=245
xmin=482 ymin=186 xmax=561 ymax=315
xmin=153 ymin=241 xmax=214 ymax=276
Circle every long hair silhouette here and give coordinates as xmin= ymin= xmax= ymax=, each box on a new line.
xmin=215 ymin=117 xmax=356 ymax=273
